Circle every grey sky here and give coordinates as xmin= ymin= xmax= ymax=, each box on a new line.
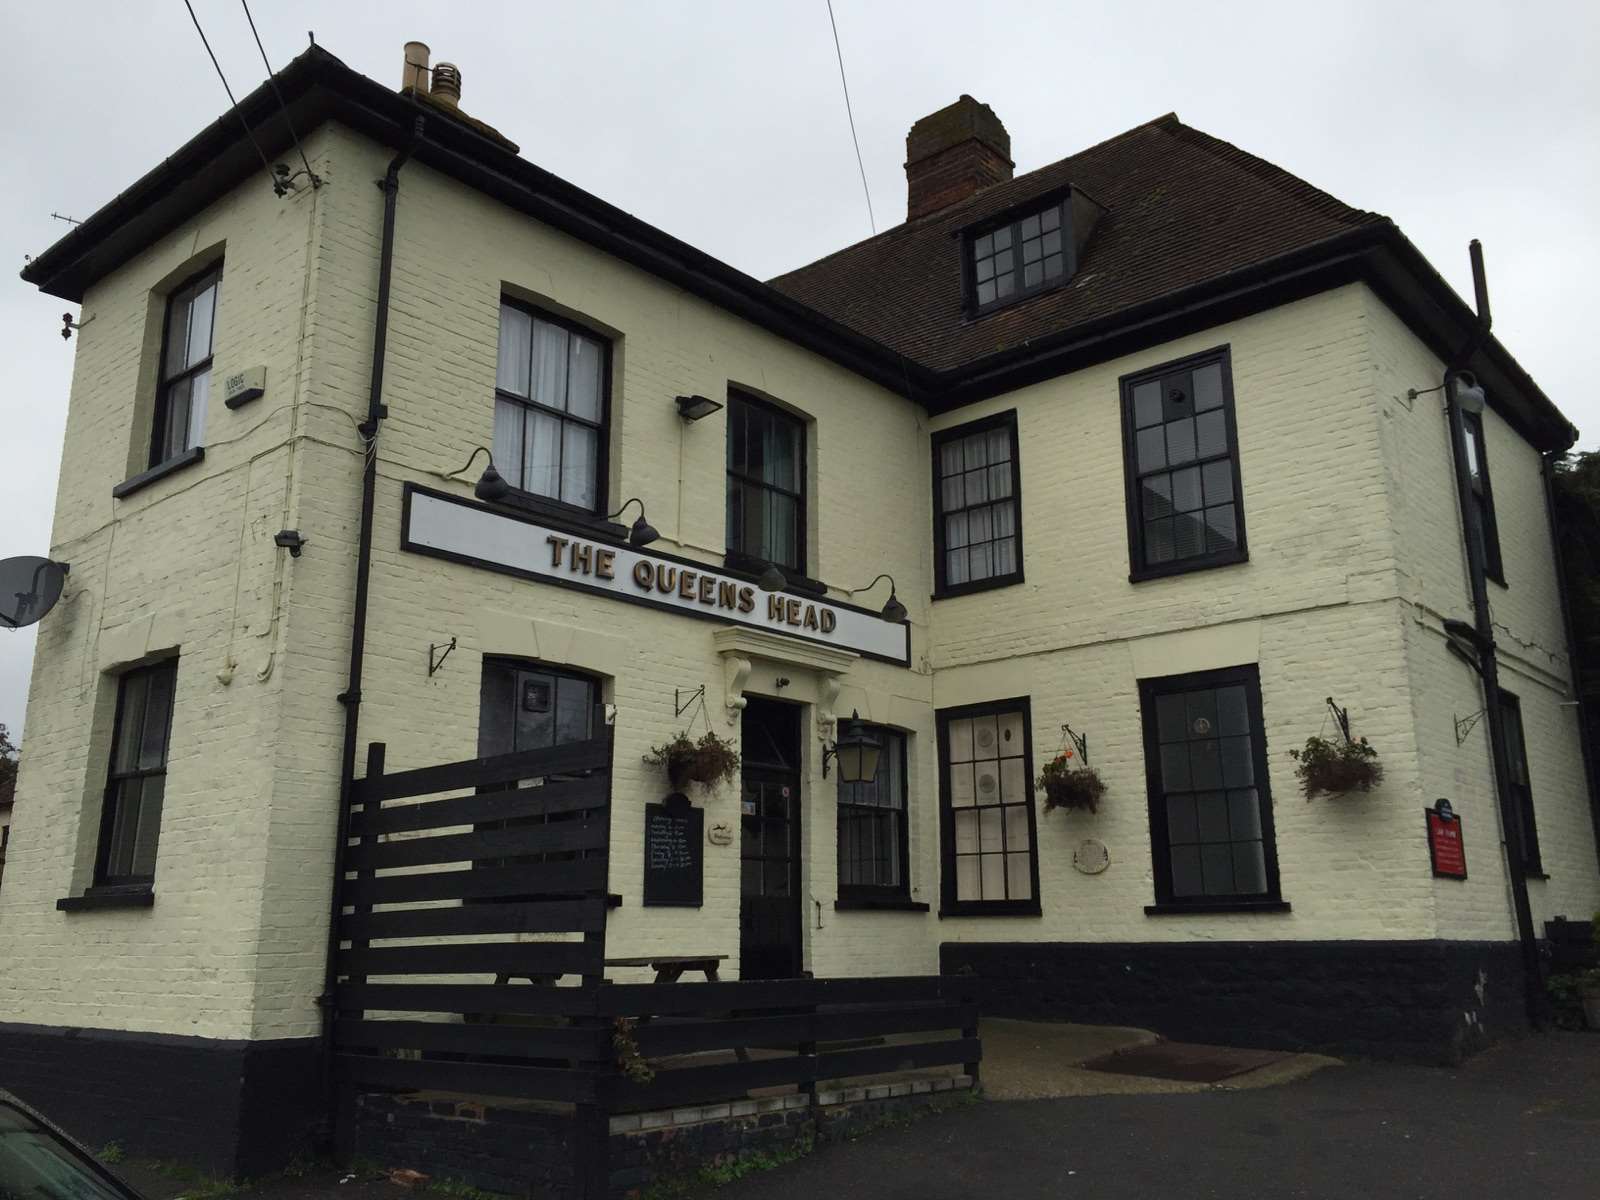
xmin=3 ymin=0 xmax=1597 ymax=739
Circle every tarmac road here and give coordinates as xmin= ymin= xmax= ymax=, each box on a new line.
xmin=719 ymin=1032 xmax=1600 ymax=1199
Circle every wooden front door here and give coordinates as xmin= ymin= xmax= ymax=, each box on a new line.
xmin=739 ymin=698 xmax=803 ymax=979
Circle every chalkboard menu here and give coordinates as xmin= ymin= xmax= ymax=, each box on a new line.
xmin=643 ymin=797 xmax=704 ymax=907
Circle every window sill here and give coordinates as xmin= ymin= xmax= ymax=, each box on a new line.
xmin=721 ymin=551 xmax=828 ymax=597
xmin=112 ymin=447 xmax=204 ymax=500
xmin=834 ymin=898 xmax=930 ymax=913
xmin=1144 ymin=900 xmax=1290 ymax=916
xmin=1128 ymin=550 xmax=1248 ymax=585
xmin=931 ymin=572 xmax=1024 ymax=601
xmin=57 ymin=885 xmax=154 ymax=912
xmin=1523 ymin=869 xmax=1551 ymax=882
xmin=494 ymin=490 xmax=628 ymax=541
xmin=939 ymin=902 xmax=1043 ymax=919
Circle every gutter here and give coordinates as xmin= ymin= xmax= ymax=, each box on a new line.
xmin=1540 ymin=453 xmax=1600 ymax=875
xmin=319 ymin=114 xmax=424 ymax=1112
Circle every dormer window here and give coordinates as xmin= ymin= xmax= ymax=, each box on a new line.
xmin=964 ymin=187 xmax=1103 ymax=316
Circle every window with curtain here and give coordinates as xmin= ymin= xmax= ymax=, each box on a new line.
xmin=933 ymin=411 xmax=1022 ymax=594
xmin=95 ymin=660 xmax=178 ymax=885
xmin=725 ymin=392 xmax=805 ymax=573
xmin=1463 ymin=412 xmax=1505 ymax=583
xmin=837 ymin=726 xmax=909 ymax=901
xmin=1139 ymin=665 xmax=1283 ymax=909
xmin=1121 ymin=348 xmax=1248 ymax=581
xmin=153 ymin=266 xmax=220 ymax=465
xmin=1498 ymin=690 xmax=1542 ymax=874
xmin=938 ymin=699 xmax=1038 ymax=915
xmin=493 ymin=301 xmax=609 ymax=513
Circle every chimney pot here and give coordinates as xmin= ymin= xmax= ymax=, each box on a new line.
xmin=432 ymin=62 xmax=462 ymax=109
xmin=904 ymin=95 xmax=1013 ymax=221
xmin=401 ymin=41 xmax=431 ymax=95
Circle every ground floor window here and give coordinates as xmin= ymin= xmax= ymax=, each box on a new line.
xmin=937 ymin=698 xmax=1039 ymax=915
xmin=1139 ymin=664 xmax=1282 ymax=907
xmin=1498 ymin=690 xmax=1543 ymax=875
xmin=96 ymin=659 xmax=178 ymax=886
xmin=837 ymin=725 xmax=909 ymax=901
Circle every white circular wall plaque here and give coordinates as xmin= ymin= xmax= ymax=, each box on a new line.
xmin=1073 ymin=838 xmax=1110 ymax=875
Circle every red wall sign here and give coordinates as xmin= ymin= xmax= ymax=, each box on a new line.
xmin=1426 ymin=801 xmax=1467 ymax=879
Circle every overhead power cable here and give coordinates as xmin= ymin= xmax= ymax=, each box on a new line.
xmin=825 ymin=0 xmax=876 ymax=235
xmin=181 ymin=0 xmax=280 ymax=193
xmin=241 ymin=0 xmax=320 ymax=187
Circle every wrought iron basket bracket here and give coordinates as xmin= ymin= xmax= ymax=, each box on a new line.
xmin=1060 ymin=723 xmax=1089 ymax=765
xmin=427 ymin=636 xmax=456 ymax=677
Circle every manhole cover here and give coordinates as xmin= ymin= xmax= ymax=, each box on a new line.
xmin=1079 ymin=1041 xmax=1291 ymax=1083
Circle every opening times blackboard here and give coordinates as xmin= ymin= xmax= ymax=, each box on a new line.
xmin=643 ymin=797 xmax=704 ymax=907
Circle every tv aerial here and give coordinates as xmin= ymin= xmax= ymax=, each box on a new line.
xmin=0 ymin=556 xmax=70 ymax=630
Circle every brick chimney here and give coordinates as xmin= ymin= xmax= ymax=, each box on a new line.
xmin=905 ymin=96 xmax=1013 ymax=221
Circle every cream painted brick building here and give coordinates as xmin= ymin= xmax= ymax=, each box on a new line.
xmin=3 ymin=43 xmax=1596 ymax=1171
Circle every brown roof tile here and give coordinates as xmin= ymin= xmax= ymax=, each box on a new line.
xmin=769 ymin=114 xmax=1387 ymax=373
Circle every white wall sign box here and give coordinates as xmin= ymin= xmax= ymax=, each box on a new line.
xmin=402 ymin=485 xmax=911 ymax=665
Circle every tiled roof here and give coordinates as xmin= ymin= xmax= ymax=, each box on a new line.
xmin=770 ymin=114 xmax=1389 ymax=373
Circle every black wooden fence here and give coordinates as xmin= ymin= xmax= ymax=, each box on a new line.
xmin=330 ymin=716 xmax=980 ymax=1197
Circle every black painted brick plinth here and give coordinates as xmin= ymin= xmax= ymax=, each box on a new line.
xmin=0 ymin=1023 xmax=321 ymax=1176
xmin=941 ymin=939 xmax=1528 ymax=1064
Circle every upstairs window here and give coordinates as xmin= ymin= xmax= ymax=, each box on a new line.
xmin=153 ymin=266 xmax=220 ymax=465
xmin=837 ymin=725 xmax=910 ymax=903
xmin=1499 ymin=691 xmax=1542 ymax=875
xmin=494 ymin=301 xmax=609 ymax=514
xmin=1462 ymin=412 xmax=1505 ymax=584
xmin=726 ymin=392 xmax=805 ymax=574
xmin=1121 ymin=347 xmax=1248 ymax=581
xmin=933 ymin=412 xmax=1022 ymax=595
xmin=969 ymin=199 xmax=1068 ymax=312
xmin=95 ymin=660 xmax=178 ymax=886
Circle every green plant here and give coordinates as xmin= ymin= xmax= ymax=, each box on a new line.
xmin=97 ymin=1142 xmax=125 ymax=1165
xmin=644 ymin=730 xmax=741 ymax=789
xmin=1289 ymin=735 xmax=1384 ymax=799
xmin=1035 ymin=750 xmax=1105 ymax=814
xmin=428 ymin=1178 xmax=507 ymax=1200
xmin=1547 ymin=971 xmax=1588 ymax=1030
xmin=613 ymin=1016 xmax=656 ymax=1084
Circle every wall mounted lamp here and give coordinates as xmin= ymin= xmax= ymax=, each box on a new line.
xmin=823 ymin=710 xmax=881 ymax=783
xmin=676 ymin=394 xmax=724 ymax=422
xmin=848 ymin=573 xmax=908 ymax=623
xmin=606 ymin=497 xmax=660 ymax=547
xmin=444 ymin=445 xmax=511 ymax=501
xmin=273 ymin=530 xmax=307 ymax=558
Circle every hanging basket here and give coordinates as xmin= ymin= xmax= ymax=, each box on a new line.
xmin=1289 ymin=735 xmax=1384 ymax=799
xmin=645 ymin=730 xmax=741 ymax=790
xmin=1036 ymin=753 xmax=1106 ymax=814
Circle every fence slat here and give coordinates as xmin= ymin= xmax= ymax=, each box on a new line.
xmin=611 ymin=1055 xmax=818 ymax=1112
xmin=594 ymin=976 xmax=965 ymax=1016
xmin=340 ymin=860 xmax=609 ymax=906
xmin=352 ymin=737 xmax=611 ymax=804
xmin=339 ymin=898 xmax=607 ymax=941
xmin=813 ymin=1037 xmax=981 ymax=1082
xmin=337 ymin=983 xmax=601 ymax=1017
xmin=350 ymin=776 xmax=609 ymax=836
xmin=340 ymin=940 xmax=599 ymax=978
xmin=336 ymin=1052 xmax=597 ymax=1103
xmin=335 ymin=1018 xmax=607 ymax=1060
xmin=344 ymin=821 xmax=607 ymax=871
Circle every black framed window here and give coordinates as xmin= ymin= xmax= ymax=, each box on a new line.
xmin=837 ymin=726 xmax=909 ymax=901
xmin=1121 ymin=348 xmax=1248 ymax=581
xmin=95 ymin=660 xmax=178 ymax=886
xmin=1498 ymin=690 xmax=1542 ymax=875
xmin=969 ymin=199 xmax=1069 ymax=312
xmin=933 ymin=412 xmax=1022 ymax=595
xmin=152 ymin=266 xmax=221 ymax=466
xmin=1140 ymin=665 xmax=1282 ymax=909
xmin=938 ymin=699 xmax=1039 ymax=915
xmin=493 ymin=301 xmax=609 ymax=514
xmin=1462 ymin=412 xmax=1505 ymax=584
xmin=726 ymin=392 xmax=805 ymax=573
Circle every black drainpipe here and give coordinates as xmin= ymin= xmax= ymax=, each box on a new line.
xmin=1442 ymin=362 xmax=1545 ymax=1025
xmin=1540 ymin=451 xmax=1600 ymax=875
xmin=320 ymin=116 xmax=425 ymax=1120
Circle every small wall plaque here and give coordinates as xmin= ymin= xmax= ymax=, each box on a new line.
xmin=1073 ymin=838 xmax=1110 ymax=875
xmin=707 ymin=822 xmax=733 ymax=846
xmin=1427 ymin=800 xmax=1467 ymax=879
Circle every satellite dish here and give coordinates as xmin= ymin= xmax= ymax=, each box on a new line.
xmin=0 ymin=556 xmax=69 ymax=630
